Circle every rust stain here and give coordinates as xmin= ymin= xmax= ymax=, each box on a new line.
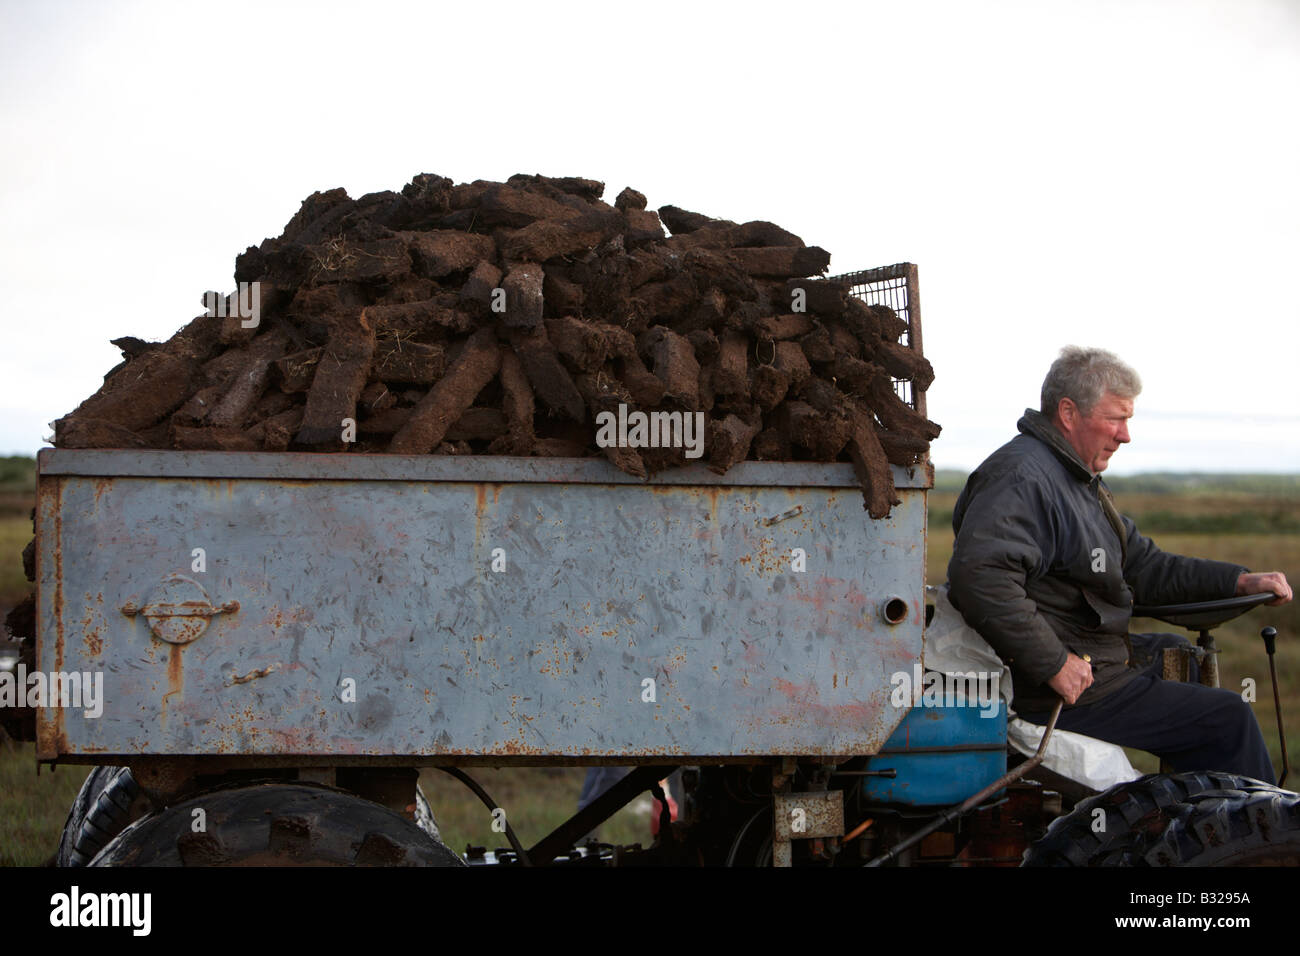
xmin=80 ymin=591 xmax=105 ymax=657
xmin=163 ymin=645 xmax=184 ymax=704
xmin=91 ymin=478 xmax=112 ymax=508
xmin=36 ymin=480 xmax=70 ymax=760
xmin=256 ymin=605 xmax=313 ymax=633
xmin=474 ymin=484 xmax=488 ymax=554
xmin=763 ymin=505 xmax=803 ymax=526
xmin=53 ymin=487 xmax=64 ymax=673
xmin=770 ymin=676 xmax=876 ymax=729
xmin=790 ymin=576 xmax=869 ymax=616
xmin=228 ymin=664 xmax=277 ymax=685
xmin=496 ymin=738 xmax=543 ymax=755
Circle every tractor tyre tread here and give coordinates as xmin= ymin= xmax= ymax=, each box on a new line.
xmin=87 ymin=781 xmax=464 ymax=867
xmin=1021 ymin=771 xmax=1283 ymax=867
xmin=1129 ymin=785 xmax=1300 ymax=866
xmin=57 ymin=767 xmax=147 ymax=867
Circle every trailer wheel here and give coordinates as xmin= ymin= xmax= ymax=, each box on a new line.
xmin=87 ymin=782 xmax=464 ymax=867
xmin=1021 ymin=771 xmax=1284 ymax=867
xmin=57 ymin=767 xmax=152 ymax=867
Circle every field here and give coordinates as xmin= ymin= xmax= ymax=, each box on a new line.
xmin=1 ymin=459 xmax=1296 ymax=864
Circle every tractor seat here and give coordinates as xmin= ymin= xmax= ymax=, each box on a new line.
xmin=925 ymin=585 xmax=1140 ymax=795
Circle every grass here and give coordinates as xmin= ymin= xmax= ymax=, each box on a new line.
xmin=0 ymin=742 xmax=89 ymax=866
xmin=929 ymin=491 xmax=1300 ymax=540
xmin=417 ymin=767 xmax=661 ymax=858
xmin=0 ymin=455 xmax=36 ymax=621
xmin=0 ymin=516 xmax=32 ymax=615
xmin=0 ymin=456 xmax=36 ymax=494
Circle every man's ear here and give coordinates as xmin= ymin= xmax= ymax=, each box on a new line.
xmin=1056 ymin=397 xmax=1078 ymax=432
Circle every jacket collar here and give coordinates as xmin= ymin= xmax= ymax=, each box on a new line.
xmin=1017 ymin=409 xmax=1098 ymax=485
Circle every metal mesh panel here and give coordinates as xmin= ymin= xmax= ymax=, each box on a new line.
xmin=829 ymin=262 xmax=925 ymax=417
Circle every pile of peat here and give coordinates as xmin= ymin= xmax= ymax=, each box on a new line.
xmin=53 ymin=172 xmax=939 ymax=518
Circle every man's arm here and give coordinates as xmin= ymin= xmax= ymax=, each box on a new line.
xmin=1121 ymin=516 xmax=1249 ymax=606
xmin=947 ymin=472 xmax=1072 ymax=692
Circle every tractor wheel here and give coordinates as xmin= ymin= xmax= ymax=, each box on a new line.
xmin=724 ymin=806 xmax=773 ymax=867
xmin=413 ymin=783 xmax=443 ymax=843
xmin=57 ymin=767 xmax=152 ymax=867
xmin=87 ymin=782 xmax=464 ymax=867
xmin=1021 ymin=771 xmax=1285 ymax=867
xmin=1136 ymin=785 xmax=1300 ymax=866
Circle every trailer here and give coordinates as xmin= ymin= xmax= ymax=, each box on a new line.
xmin=23 ymin=265 xmax=1299 ymax=867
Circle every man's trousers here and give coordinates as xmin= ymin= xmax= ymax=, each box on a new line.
xmin=1014 ymin=633 xmax=1277 ymax=785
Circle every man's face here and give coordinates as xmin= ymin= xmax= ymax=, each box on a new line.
xmin=1056 ymin=391 xmax=1133 ymax=473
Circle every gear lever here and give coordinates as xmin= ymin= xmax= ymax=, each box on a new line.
xmin=1261 ymin=626 xmax=1289 ymax=788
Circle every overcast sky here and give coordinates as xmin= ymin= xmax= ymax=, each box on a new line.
xmin=1 ymin=0 xmax=1296 ymax=473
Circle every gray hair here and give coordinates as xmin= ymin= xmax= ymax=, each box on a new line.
xmin=1040 ymin=346 xmax=1142 ymax=418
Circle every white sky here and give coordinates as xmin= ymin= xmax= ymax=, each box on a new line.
xmin=1 ymin=0 xmax=1297 ymax=473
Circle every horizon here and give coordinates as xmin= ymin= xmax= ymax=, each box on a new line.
xmin=3 ymin=451 xmax=1297 ymax=482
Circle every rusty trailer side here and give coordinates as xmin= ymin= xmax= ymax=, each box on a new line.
xmin=35 ymin=451 xmax=929 ymax=767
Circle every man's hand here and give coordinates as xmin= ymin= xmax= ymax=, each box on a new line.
xmin=1236 ymin=571 xmax=1293 ymax=607
xmin=1047 ymin=652 xmax=1094 ymax=705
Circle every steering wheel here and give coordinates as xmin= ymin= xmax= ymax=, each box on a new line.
xmin=1132 ymin=592 xmax=1277 ymax=631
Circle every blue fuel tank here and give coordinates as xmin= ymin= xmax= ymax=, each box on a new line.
xmin=863 ymin=691 xmax=1008 ymax=806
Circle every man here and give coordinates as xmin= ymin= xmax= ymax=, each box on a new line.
xmin=947 ymin=346 xmax=1291 ymax=784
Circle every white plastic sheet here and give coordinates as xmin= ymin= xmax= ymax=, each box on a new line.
xmin=924 ymin=584 xmax=1140 ymax=792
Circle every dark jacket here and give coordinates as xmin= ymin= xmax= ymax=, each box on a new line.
xmin=946 ymin=409 xmax=1247 ymax=712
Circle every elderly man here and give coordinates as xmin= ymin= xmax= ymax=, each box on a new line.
xmin=947 ymin=346 xmax=1291 ymax=783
